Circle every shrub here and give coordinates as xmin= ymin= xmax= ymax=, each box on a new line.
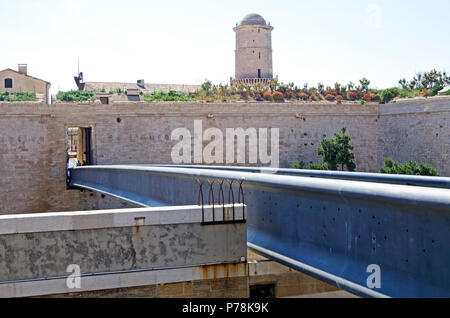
xmin=240 ymin=91 xmax=250 ymax=100
xmin=144 ymin=90 xmax=193 ymax=101
xmin=396 ymin=88 xmax=422 ymax=99
xmin=0 ymin=91 xmax=37 ymax=101
xmin=370 ymin=92 xmax=380 ymax=102
xmin=419 ymin=89 xmax=430 ymax=97
xmin=263 ymin=91 xmax=272 ymax=101
xmin=291 ymin=161 xmax=327 ymax=170
xmin=291 ymin=128 xmax=356 ymax=171
xmin=254 ymin=93 xmax=263 ymax=101
xmin=324 ymin=94 xmax=335 ymax=101
xmin=291 ymin=161 xmax=306 ymax=169
xmin=272 ymin=91 xmax=284 ymax=101
xmin=323 ymin=90 xmax=338 ymax=96
xmin=430 ymin=86 xmax=444 ymax=97
xmin=297 ymin=92 xmax=308 ymax=100
xmin=310 ymin=93 xmax=322 ymax=101
xmin=283 ymin=90 xmax=296 ymax=99
xmin=56 ymin=90 xmax=95 ymax=102
xmin=379 ymin=158 xmax=439 ymax=176
xmin=346 ymin=91 xmax=359 ymax=100
xmin=380 ymin=87 xmax=400 ymax=104
xmin=306 ymin=163 xmax=328 ymax=170
xmin=363 ymin=93 xmax=371 ymax=101
xmin=336 ymin=95 xmax=343 ymax=101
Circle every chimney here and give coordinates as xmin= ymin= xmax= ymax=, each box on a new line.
xmin=18 ymin=64 xmax=28 ymax=75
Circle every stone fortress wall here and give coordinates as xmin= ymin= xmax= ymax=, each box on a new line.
xmin=0 ymin=97 xmax=448 ymax=215
xmin=377 ymin=98 xmax=449 ymax=172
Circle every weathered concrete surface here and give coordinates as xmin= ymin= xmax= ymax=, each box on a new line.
xmin=34 ymin=249 xmax=348 ymax=298
xmin=39 ymin=275 xmax=249 ymax=298
xmin=0 ymin=205 xmax=247 ymax=284
xmin=2 ymin=263 xmax=248 ymax=298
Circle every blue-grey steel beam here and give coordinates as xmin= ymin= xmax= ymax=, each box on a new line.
xmin=69 ymin=165 xmax=450 ymax=298
xmin=152 ymin=164 xmax=450 ymax=189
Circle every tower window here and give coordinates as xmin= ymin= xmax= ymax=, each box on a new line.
xmin=258 ymin=29 xmax=260 ymax=33
xmin=4 ymin=78 xmax=12 ymax=88
xmin=258 ymin=69 xmax=261 ymax=78
xmin=259 ymin=52 xmax=261 ymax=59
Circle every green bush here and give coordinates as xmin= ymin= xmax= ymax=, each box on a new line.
xmin=430 ymin=86 xmax=444 ymax=97
xmin=144 ymin=90 xmax=193 ymax=101
xmin=379 ymin=158 xmax=439 ymax=176
xmin=380 ymin=87 xmax=400 ymax=104
xmin=291 ymin=161 xmax=328 ymax=170
xmin=56 ymin=90 xmax=95 ymax=102
xmin=0 ymin=91 xmax=37 ymax=101
xmin=306 ymin=162 xmax=328 ymax=170
xmin=396 ymin=88 xmax=422 ymax=99
xmin=291 ymin=161 xmax=306 ymax=169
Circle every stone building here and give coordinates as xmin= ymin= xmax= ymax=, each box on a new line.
xmin=0 ymin=64 xmax=51 ymax=103
xmin=81 ymin=80 xmax=200 ymax=95
xmin=71 ymin=77 xmax=201 ymax=103
xmin=232 ymin=13 xmax=274 ymax=85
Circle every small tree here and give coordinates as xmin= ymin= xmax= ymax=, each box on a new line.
xmin=317 ymin=82 xmax=324 ymax=94
xmin=317 ymin=127 xmax=356 ymax=171
xmin=201 ymin=79 xmax=213 ymax=92
xmin=398 ymin=78 xmax=408 ymax=89
xmin=359 ymin=78 xmax=371 ymax=93
xmin=346 ymin=81 xmax=355 ymax=91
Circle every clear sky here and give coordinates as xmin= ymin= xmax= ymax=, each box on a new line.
xmin=1 ymin=0 xmax=449 ymax=93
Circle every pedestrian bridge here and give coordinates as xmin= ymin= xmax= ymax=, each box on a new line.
xmin=64 ymin=164 xmax=450 ymax=298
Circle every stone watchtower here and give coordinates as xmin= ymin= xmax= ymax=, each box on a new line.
xmin=232 ymin=13 xmax=274 ymax=85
